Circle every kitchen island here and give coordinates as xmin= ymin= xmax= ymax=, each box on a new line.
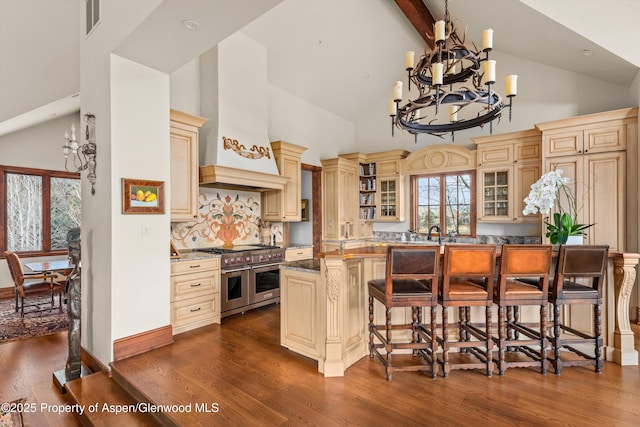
xmin=280 ymin=245 xmax=639 ymax=377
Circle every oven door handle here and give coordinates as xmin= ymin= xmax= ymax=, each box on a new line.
xmin=252 ymin=263 xmax=282 ymax=269
xmin=222 ymin=267 xmax=250 ymax=274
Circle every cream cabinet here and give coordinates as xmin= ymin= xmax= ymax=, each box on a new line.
xmin=285 ymin=246 xmax=313 ymax=261
xmin=473 ymin=129 xmax=542 ymax=223
xmin=170 ymin=257 xmax=220 ymax=334
xmin=170 ymin=110 xmax=206 ymax=222
xmin=542 ymin=124 xmax=627 ymax=158
xmin=280 ymin=267 xmax=323 ymax=362
xmin=477 ymin=167 xmax=513 ymax=221
xmin=544 ymin=152 xmax=626 ymax=251
xmin=321 ymin=157 xmax=359 ymax=241
xmin=340 ymin=150 xmax=409 ymax=223
xmin=262 ymin=141 xmax=307 ymax=222
xmin=537 ymin=107 xmax=637 ymax=252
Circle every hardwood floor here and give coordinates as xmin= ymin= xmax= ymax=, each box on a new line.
xmin=2 ymin=306 xmax=640 ymax=426
xmin=0 ymin=332 xmax=81 ymax=427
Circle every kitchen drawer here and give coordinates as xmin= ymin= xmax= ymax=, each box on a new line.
xmin=171 ymin=257 xmax=219 ymax=275
xmin=170 ymin=271 xmax=218 ymax=302
xmin=171 ymin=293 xmax=219 ymax=335
xmin=285 ymin=247 xmax=313 ymax=261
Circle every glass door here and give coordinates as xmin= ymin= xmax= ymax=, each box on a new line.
xmin=378 ymin=178 xmax=398 ymax=219
xmin=478 ymin=168 xmax=512 ymax=221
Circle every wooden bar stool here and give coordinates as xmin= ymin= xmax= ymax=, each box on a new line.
xmin=494 ymin=244 xmax=553 ymax=376
xmin=368 ymin=245 xmax=440 ymax=381
xmin=549 ymin=245 xmax=609 ymax=374
xmin=438 ymin=244 xmax=497 ymax=377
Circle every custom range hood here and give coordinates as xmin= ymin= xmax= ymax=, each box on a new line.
xmin=198 ymin=33 xmax=286 ymax=191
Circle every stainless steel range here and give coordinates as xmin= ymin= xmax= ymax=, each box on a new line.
xmin=198 ymin=244 xmax=285 ymax=318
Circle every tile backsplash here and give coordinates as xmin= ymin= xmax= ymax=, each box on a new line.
xmin=171 ymin=187 xmax=283 ymax=249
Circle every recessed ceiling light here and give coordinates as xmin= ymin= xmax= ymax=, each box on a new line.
xmin=582 ymin=49 xmax=593 ymax=57
xmin=182 ymin=20 xmax=199 ymax=31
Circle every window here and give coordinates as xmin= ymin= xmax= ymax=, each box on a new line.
xmin=1 ymin=166 xmax=81 ymax=257
xmin=410 ymin=171 xmax=475 ymax=237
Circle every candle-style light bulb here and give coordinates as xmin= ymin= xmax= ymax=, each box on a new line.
xmin=393 ymin=81 xmax=403 ymax=101
xmin=484 ymin=60 xmax=496 ymax=84
xmin=449 ymin=105 xmax=458 ymax=122
xmin=405 ymin=51 xmax=415 ymax=70
xmin=435 ymin=20 xmax=446 ymax=42
xmin=432 ymin=63 xmax=444 ymax=85
xmin=482 ymin=29 xmax=493 ymax=51
xmin=506 ymin=75 xmax=518 ymax=96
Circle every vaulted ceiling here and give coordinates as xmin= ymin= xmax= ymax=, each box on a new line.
xmin=1 ymin=0 xmax=638 ymax=136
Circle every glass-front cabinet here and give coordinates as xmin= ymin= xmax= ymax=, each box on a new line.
xmin=473 ymin=129 xmax=542 ymax=223
xmin=478 ymin=167 xmax=513 ymax=221
xmin=378 ymin=178 xmax=398 ymax=220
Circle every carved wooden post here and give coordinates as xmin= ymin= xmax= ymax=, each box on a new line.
xmin=611 ymin=253 xmax=639 ymax=365
xmin=322 ymin=256 xmax=346 ymax=377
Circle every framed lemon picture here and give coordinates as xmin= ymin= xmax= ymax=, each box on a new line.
xmin=122 ymin=178 xmax=165 ymax=214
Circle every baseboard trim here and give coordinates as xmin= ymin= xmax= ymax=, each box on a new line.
xmin=81 ymin=346 xmax=109 ymax=374
xmin=0 ymin=287 xmax=15 ymax=300
xmin=113 ymin=325 xmax=174 ymax=361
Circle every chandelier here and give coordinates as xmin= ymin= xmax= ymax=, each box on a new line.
xmin=63 ymin=113 xmax=97 ymax=195
xmin=390 ymin=0 xmax=517 ymax=141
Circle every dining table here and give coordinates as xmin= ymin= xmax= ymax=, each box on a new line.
xmin=24 ymin=260 xmax=74 ymax=273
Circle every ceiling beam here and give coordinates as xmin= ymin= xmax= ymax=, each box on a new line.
xmin=394 ymin=0 xmax=436 ymax=50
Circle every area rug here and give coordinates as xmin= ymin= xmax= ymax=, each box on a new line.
xmin=0 ymin=398 xmax=25 ymax=427
xmin=0 ymin=295 xmax=68 ymax=343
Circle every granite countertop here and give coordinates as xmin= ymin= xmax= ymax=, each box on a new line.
xmin=283 ymin=243 xmax=314 ymax=249
xmin=281 ymin=258 xmax=321 ymax=273
xmin=170 ymin=250 xmax=220 ymax=262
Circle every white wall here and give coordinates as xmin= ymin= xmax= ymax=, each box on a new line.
xmin=169 ymin=59 xmax=201 ymax=118
xmin=268 ymin=85 xmax=356 ymax=165
xmin=0 ymin=0 xmax=79 ymax=122
xmin=79 ymin=0 xmax=164 ymax=365
xmin=0 ymin=112 xmax=80 ymax=170
xmin=288 ymin=170 xmax=313 ymax=244
xmin=110 ymin=55 xmax=171 ymax=342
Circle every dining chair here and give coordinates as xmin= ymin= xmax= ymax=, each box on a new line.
xmin=368 ymin=245 xmax=440 ymax=381
xmin=4 ymin=251 xmax=64 ymax=317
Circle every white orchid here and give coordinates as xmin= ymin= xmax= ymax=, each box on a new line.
xmin=523 ymin=169 xmax=592 ymax=244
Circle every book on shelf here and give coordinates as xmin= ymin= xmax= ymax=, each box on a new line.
xmin=359 ymin=162 xmax=376 ymax=176
xmin=359 ymin=206 xmax=376 ymax=220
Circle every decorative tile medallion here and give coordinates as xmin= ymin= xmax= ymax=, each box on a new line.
xmin=171 ymin=188 xmax=262 ymax=249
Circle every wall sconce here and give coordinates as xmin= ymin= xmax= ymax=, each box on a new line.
xmin=63 ymin=113 xmax=97 ymax=195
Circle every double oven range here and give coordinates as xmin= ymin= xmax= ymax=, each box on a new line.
xmin=197 ymin=244 xmax=285 ymax=319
